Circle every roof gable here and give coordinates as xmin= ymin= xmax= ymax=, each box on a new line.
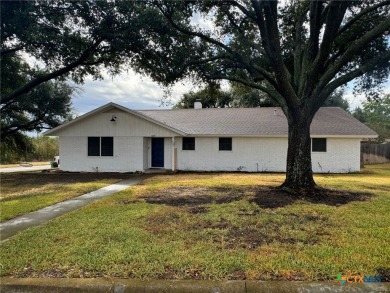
xmin=44 ymin=103 xmax=185 ymax=136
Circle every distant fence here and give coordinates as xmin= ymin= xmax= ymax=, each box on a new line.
xmin=361 ymin=142 xmax=390 ymax=164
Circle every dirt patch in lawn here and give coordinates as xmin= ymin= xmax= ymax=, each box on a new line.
xmin=250 ymin=187 xmax=372 ymax=208
xmin=142 ymin=186 xmax=372 ymax=209
xmin=142 ymin=186 xmax=248 ymax=206
xmin=194 ymin=213 xmax=330 ymax=249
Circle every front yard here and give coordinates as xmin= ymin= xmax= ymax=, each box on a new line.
xmin=0 ymin=172 xmax=130 ymax=222
xmin=1 ymin=165 xmax=389 ymax=281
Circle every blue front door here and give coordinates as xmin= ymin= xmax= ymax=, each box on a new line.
xmin=151 ymin=138 xmax=164 ymax=168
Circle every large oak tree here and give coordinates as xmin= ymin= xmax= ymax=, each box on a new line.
xmin=1 ymin=1 xmax=389 ymax=193
xmin=135 ymin=0 xmax=390 ymax=193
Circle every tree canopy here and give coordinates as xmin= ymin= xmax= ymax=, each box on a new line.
xmin=174 ymin=84 xmax=349 ymax=110
xmin=0 ymin=0 xmax=185 ymax=139
xmin=135 ymin=0 xmax=389 ymax=192
xmin=353 ymin=94 xmax=390 ymax=143
xmin=1 ymin=0 xmax=389 ymax=192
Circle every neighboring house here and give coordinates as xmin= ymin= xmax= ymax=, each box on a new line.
xmin=44 ymin=102 xmax=377 ymax=173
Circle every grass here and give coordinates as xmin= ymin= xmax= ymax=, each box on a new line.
xmin=0 ymin=173 xmax=130 ymax=222
xmin=0 ymin=164 xmax=389 ymax=281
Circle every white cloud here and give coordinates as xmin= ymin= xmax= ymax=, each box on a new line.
xmin=71 ymin=70 xmax=198 ymax=115
xmin=344 ymin=81 xmax=390 ymax=111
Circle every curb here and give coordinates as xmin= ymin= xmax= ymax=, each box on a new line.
xmin=1 ymin=278 xmax=389 ymax=293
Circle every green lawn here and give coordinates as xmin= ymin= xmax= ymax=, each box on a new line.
xmin=0 ymin=173 xmax=130 ymax=222
xmin=1 ymin=165 xmax=389 ymax=281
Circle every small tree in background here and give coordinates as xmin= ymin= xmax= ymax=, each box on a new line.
xmin=353 ymin=94 xmax=390 ymax=143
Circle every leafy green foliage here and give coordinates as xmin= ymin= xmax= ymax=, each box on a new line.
xmin=140 ymin=1 xmax=389 ymax=190
xmin=1 ymin=1 xmax=388 ymax=191
xmin=322 ymin=90 xmax=350 ymax=111
xmin=0 ymin=133 xmax=33 ymax=163
xmin=175 ymin=84 xmax=349 ymax=110
xmin=1 ymin=54 xmax=73 ymax=148
xmin=0 ymin=136 xmax=59 ymax=164
xmin=353 ymin=94 xmax=390 ymax=142
xmin=174 ymin=83 xmax=232 ymax=109
xmin=0 ymin=0 xmax=188 ymax=140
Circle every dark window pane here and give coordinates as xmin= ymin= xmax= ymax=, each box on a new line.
xmin=182 ymin=137 xmax=195 ymax=150
xmin=88 ymin=137 xmax=100 ymax=156
xmin=219 ymin=137 xmax=232 ymax=151
xmin=312 ymin=138 xmax=327 ymax=152
xmin=101 ymin=137 xmax=113 ymax=156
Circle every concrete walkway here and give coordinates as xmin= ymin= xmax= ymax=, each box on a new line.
xmin=0 ymin=176 xmax=144 ymax=241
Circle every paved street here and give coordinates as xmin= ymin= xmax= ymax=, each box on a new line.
xmin=0 ymin=165 xmax=51 ymax=173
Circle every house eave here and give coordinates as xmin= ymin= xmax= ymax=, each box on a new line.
xmin=180 ymin=134 xmax=378 ymax=138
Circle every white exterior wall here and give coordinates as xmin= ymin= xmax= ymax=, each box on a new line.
xmin=311 ymin=138 xmax=361 ymax=173
xmin=59 ymin=136 xmax=145 ymax=172
xmin=164 ymin=138 xmax=173 ymax=170
xmin=175 ymin=137 xmax=361 ymax=173
xmin=176 ymin=137 xmax=288 ymax=172
xmin=56 ymin=109 xmax=178 ymax=172
xmin=54 ymin=108 xmax=362 ymax=173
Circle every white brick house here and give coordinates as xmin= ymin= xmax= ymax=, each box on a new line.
xmin=44 ymin=103 xmax=377 ymax=173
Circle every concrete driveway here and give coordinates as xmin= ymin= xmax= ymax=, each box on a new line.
xmin=0 ymin=165 xmax=52 ymax=173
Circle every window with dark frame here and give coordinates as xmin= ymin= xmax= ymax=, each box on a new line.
xmin=101 ymin=137 xmax=114 ymax=156
xmin=88 ymin=137 xmax=100 ymax=156
xmin=219 ymin=137 xmax=232 ymax=151
xmin=182 ymin=137 xmax=195 ymax=150
xmin=312 ymin=138 xmax=327 ymax=152
xmin=88 ymin=137 xmax=114 ymax=156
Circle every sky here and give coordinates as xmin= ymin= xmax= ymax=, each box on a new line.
xmin=71 ymin=70 xmax=192 ymax=115
xmin=71 ymin=69 xmax=390 ymax=116
xmin=69 ymin=7 xmax=390 ymax=115
xmin=22 ymin=6 xmax=389 ymax=116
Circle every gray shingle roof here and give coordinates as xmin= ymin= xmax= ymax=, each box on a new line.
xmin=137 ymin=107 xmax=377 ymax=137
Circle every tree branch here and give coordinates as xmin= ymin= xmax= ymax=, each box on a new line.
xmin=206 ymin=73 xmax=286 ymax=109
xmin=302 ymin=1 xmax=348 ymax=98
xmin=293 ymin=2 xmax=310 ymax=90
xmin=314 ymin=50 xmax=390 ymax=113
xmin=225 ymin=0 xmax=257 ymax=22
xmin=157 ymin=3 xmax=276 ymax=87
xmin=1 ymin=109 xmax=51 ymax=138
xmin=251 ymin=0 xmax=299 ymax=108
xmin=337 ymin=1 xmax=390 ymax=36
xmin=1 ymin=42 xmax=101 ymax=106
xmin=317 ymin=16 xmax=390 ymax=94
xmin=0 ymin=46 xmax=24 ymax=57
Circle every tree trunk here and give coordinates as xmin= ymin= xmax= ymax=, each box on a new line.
xmin=281 ymin=111 xmax=317 ymax=193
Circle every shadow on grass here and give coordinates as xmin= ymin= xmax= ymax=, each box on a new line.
xmin=250 ymin=187 xmax=372 ymax=208
xmin=141 ymin=186 xmax=372 ymax=209
xmin=377 ymin=267 xmax=390 ymax=282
